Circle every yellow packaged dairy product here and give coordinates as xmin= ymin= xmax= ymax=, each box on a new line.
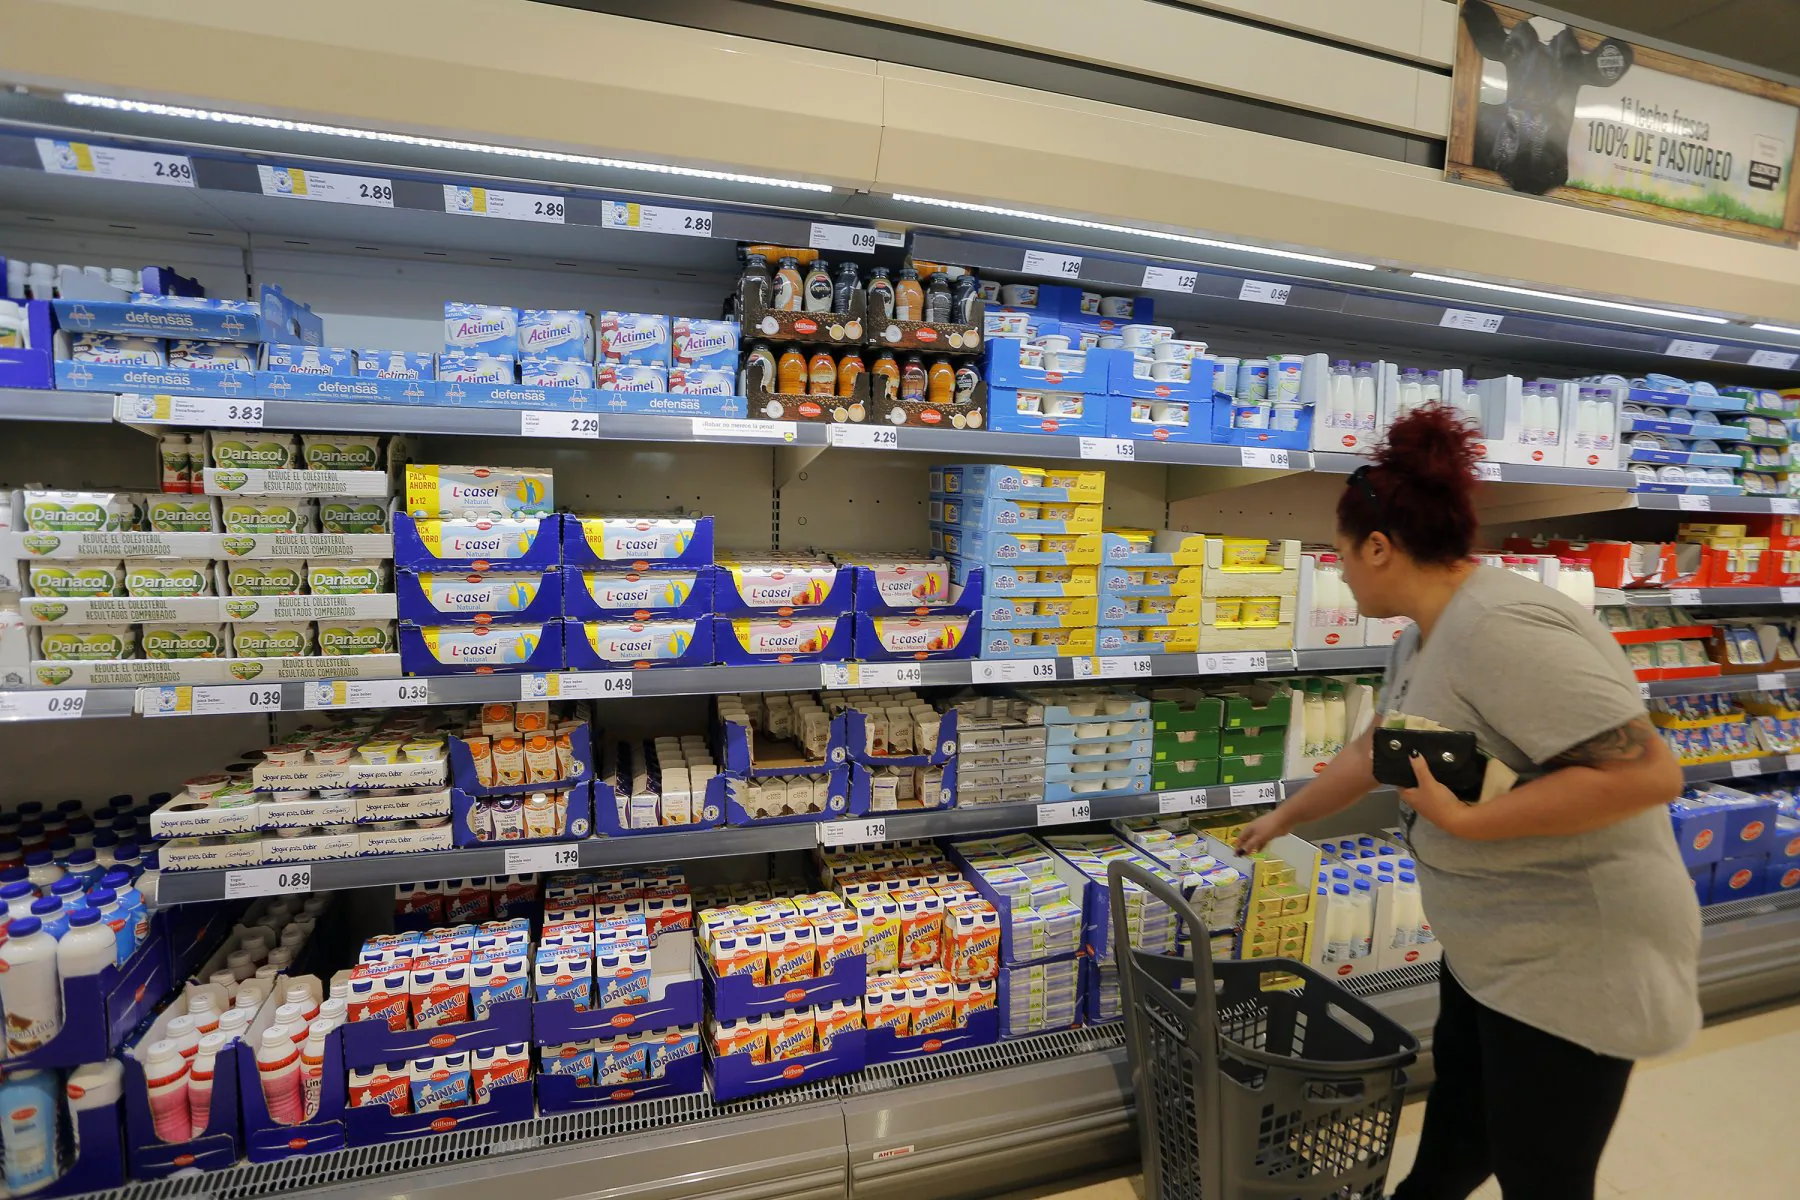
xmin=124 ymin=559 xmax=214 ymax=598
xmin=28 ymin=561 xmax=124 ymax=598
xmin=141 ymin=623 xmax=227 ymax=659
xmin=231 ymin=622 xmax=315 ymax=658
xmin=37 ymin=626 xmax=137 ymax=661
xmin=225 ymin=560 xmax=306 ymax=597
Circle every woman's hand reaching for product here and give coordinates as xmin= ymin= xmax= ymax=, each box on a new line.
xmin=1399 ymin=752 xmax=1474 ymax=836
xmin=1234 ymin=808 xmax=1294 ymax=854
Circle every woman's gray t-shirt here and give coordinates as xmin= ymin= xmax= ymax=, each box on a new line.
xmin=1383 ymin=565 xmax=1701 ymax=1060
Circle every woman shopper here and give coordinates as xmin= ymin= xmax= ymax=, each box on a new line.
xmin=1235 ymin=405 xmax=1700 ymax=1200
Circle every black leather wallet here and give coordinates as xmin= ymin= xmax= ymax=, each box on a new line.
xmin=1372 ymin=729 xmax=1487 ymax=802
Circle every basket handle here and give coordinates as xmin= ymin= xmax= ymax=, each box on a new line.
xmin=1106 ymin=858 xmax=1221 ymax=1039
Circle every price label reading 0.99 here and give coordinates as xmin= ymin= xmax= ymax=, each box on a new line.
xmin=1022 ymin=249 xmax=1082 ymax=279
xmin=504 ymin=844 xmax=582 ymax=873
xmin=0 ymin=691 xmax=87 ymax=722
xmin=1238 ymin=279 xmax=1291 ymax=306
xmin=810 ymin=223 xmax=880 ymax=254
xmin=224 ymin=866 xmax=312 ymax=900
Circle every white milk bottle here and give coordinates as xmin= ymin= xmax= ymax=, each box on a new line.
xmin=1302 ymin=682 xmax=1326 ymax=759
xmin=1324 ymin=884 xmax=1354 ymax=963
xmin=0 ymin=917 xmax=61 ymax=1054
xmin=1391 ymin=872 xmax=1423 ymax=948
xmin=1352 ymin=362 xmax=1377 ymax=431
xmin=55 ymin=907 xmax=117 ymax=978
xmin=142 ymin=1038 xmax=192 ymax=1143
xmin=1328 ymin=360 xmax=1355 ymax=430
xmin=257 ymin=1026 xmax=305 ymax=1126
xmin=1349 ymin=880 xmax=1375 ymax=959
xmin=1422 ymin=369 xmax=1442 ymax=406
xmin=1322 ymin=683 xmax=1348 ymax=757
xmin=1397 ymin=368 xmax=1424 ymax=417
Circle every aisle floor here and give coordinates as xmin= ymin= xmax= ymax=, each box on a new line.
xmin=991 ymin=1002 xmax=1800 ymax=1199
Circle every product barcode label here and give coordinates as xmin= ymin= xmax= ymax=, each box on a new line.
xmin=224 ymin=866 xmax=312 ymax=899
xmin=37 ymin=138 xmax=194 ymax=187
xmin=1078 ymin=437 xmax=1135 ymax=461
xmin=1036 ymin=800 xmax=1090 ymax=826
xmin=1198 ymin=652 xmax=1267 ymax=674
xmin=972 ymin=660 xmax=1058 ymax=684
xmin=0 ymin=691 xmax=87 ymax=721
xmin=443 ymin=185 xmax=565 ymax=223
xmin=304 ymin=679 xmax=431 ymax=710
xmin=1141 ymin=265 xmax=1197 ymax=293
xmin=604 ymin=202 xmax=713 ymax=237
xmin=818 ymin=819 xmax=888 ymax=846
xmin=1666 ymin=340 xmax=1719 ymax=361
xmin=1677 ymin=494 xmax=1712 ymax=512
xmin=1771 ymin=500 xmax=1800 ymax=515
xmin=521 ymin=410 xmax=601 ymax=439
xmin=116 ymin=394 xmax=263 ymax=428
xmin=1440 ymin=309 xmax=1503 ymax=334
xmin=1782 ymin=588 xmax=1800 ymax=604
xmin=1229 ymin=782 xmax=1280 ymax=806
xmin=826 ymin=423 xmax=899 ymax=449
xmin=1022 ymin=250 xmax=1082 ymax=279
xmin=1238 ymin=279 xmax=1290 ymax=306
xmin=504 ymin=844 xmax=581 ymax=873
xmin=1749 ymin=350 xmax=1799 ymax=370
xmin=258 ymin=166 xmax=393 ymax=207
xmin=1787 ymin=754 xmax=1800 ymax=773
xmin=809 ymin=223 xmax=879 ymax=254
xmin=1668 ymin=589 xmax=1701 ymax=606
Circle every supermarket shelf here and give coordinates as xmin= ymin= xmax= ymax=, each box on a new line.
xmin=1683 ymin=755 xmax=1798 ymax=785
xmin=0 ymin=386 xmax=114 ymax=422
xmin=1604 ymin=588 xmax=1800 ymax=607
xmin=1643 ymin=670 xmax=1800 ymax=700
xmin=1635 ymin=493 xmax=1800 ymax=515
xmin=156 ymin=777 xmax=1310 ymax=903
xmin=1316 ymin=451 xmax=1635 ymax=491
xmin=0 ymin=648 xmax=1393 ymax=724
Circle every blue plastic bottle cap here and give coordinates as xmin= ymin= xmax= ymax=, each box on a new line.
xmin=1400 ymin=872 xmax=1417 ymax=883
xmin=86 ymin=887 xmax=116 ymax=908
xmin=22 ymin=851 xmax=50 ymax=867
xmin=50 ymin=878 xmax=81 ymax=897
xmin=29 ymin=897 xmax=59 ymax=915
xmin=1331 ymin=867 xmax=1350 ymax=880
xmin=1332 ymin=884 xmax=1350 ymax=896
xmin=1357 ymin=836 xmax=1375 ymax=847
xmin=7 ymin=916 xmax=42 ymax=938
xmin=1354 ymin=879 xmax=1372 ymax=892
xmin=68 ymin=907 xmax=100 ymax=927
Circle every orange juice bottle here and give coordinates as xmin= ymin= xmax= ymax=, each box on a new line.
xmin=871 ymin=352 xmax=900 ymax=402
xmin=777 ymin=346 xmax=807 ymax=395
xmin=900 ymin=356 xmax=928 ymax=402
xmin=809 ymin=349 xmax=837 ymax=397
xmin=926 ymin=359 xmax=954 ymax=405
xmin=894 ymin=265 xmax=924 ymax=322
xmin=837 ymin=353 xmax=866 ymax=399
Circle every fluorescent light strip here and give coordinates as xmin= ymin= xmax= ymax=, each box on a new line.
xmin=889 ymin=192 xmax=1379 ymax=272
xmin=61 ymin=92 xmax=834 ymax=192
xmin=1410 ymin=271 xmax=1731 ymax=325
xmin=1753 ymin=323 xmax=1800 ymax=338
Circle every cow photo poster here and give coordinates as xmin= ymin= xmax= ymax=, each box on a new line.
xmin=1449 ymin=0 xmax=1800 ymax=246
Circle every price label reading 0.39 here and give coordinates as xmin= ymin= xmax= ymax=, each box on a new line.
xmin=224 ymin=866 xmax=312 ymax=900
xmin=520 ymin=411 xmax=602 ymax=440
xmin=504 ymin=844 xmax=582 ymax=873
xmin=304 ymin=679 xmax=431 ymax=710
xmin=1022 ymin=249 xmax=1082 ymax=279
xmin=145 ymin=684 xmax=284 ymax=717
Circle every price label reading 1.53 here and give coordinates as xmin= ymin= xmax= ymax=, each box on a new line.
xmin=1731 ymin=758 xmax=1763 ymax=779
xmin=1141 ymin=265 xmax=1197 ymax=293
xmin=504 ymin=844 xmax=581 ymax=873
xmin=1079 ymin=437 xmax=1135 ymax=461
xmin=521 ymin=410 xmax=601 ymax=440
xmin=818 ymin=819 xmax=888 ymax=847
xmin=1239 ymin=279 xmax=1291 ymax=306
xmin=1037 ymin=800 xmax=1091 ymax=826
xmin=1475 ymin=461 xmax=1504 ymax=482
xmin=224 ymin=866 xmax=312 ymax=899
xmin=1022 ymin=249 xmax=1082 ymax=279
xmin=973 ymin=660 xmax=1058 ymax=684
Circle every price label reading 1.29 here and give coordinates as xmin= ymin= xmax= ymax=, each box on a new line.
xmin=1022 ymin=249 xmax=1082 ymax=279
xmin=504 ymin=844 xmax=581 ymax=873
xmin=224 ymin=866 xmax=312 ymax=900
xmin=443 ymin=185 xmax=566 ymax=224
xmin=521 ymin=410 xmax=601 ymax=440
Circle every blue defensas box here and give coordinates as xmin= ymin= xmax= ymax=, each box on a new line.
xmin=260 ymin=371 xmax=438 ymax=404
xmin=518 ymin=309 xmax=594 ymax=361
xmin=264 ymin=344 xmax=355 ymax=375
xmin=393 ymin=512 xmax=563 ymax=571
xmin=397 ymin=567 xmax=563 ymax=625
xmin=398 ymin=620 xmax=564 ymax=675
xmin=561 ymin=567 xmax=714 ymax=621
xmin=1715 ymin=854 xmax=1770 ymax=900
xmin=563 ymin=618 xmax=713 ymax=670
xmin=55 ymin=353 xmax=257 ymax=398
xmin=357 ymin=349 xmax=435 ymax=380
xmin=561 ymin=516 xmax=714 ymax=570
xmin=53 ymin=284 xmax=320 ymax=344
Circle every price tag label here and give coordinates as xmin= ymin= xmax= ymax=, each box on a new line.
xmin=1074 ymin=656 xmax=1153 ymax=680
xmin=1666 ymin=340 xmax=1719 ymax=361
xmin=1788 ymin=754 xmax=1800 ymax=772
xmin=504 ymin=844 xmax=582 ymax=873
xmin=1078 ymin=437 xmax=1135 ymax=461
xmin=521 ymin=410 xmax=601 ymax=439
xmin=1731 ymin=758 xmax=1763 ymax=778
xmin=1668 ymin=589 xmax=1701 ymax=606
xmin=826 ymin=423 xmax=899 ymax=449
xmin=443 ymin=185 xmax=565 ymax=223
xmin=1475 ymin=461 xmax=1504 ymax=482
xmin=1750 ymin=350 xmax=1800 ymax=370
xmin=1782 ymin=588 xmax=1800 ymax=604
xmin=0 ymin=690 xmax=87 ymax=721
xmin=1240 ymin=448 xmax=1289 ymax=469
xmin=257 ymin=166 xmax=393 ymax=207
xmin=143 ymin=684 xmax=284 ymax=717
xmin=522 ymin=672 xmax=635 ymax=700
xmin=1036 ymin=800 xmax=1091 ymax=826
xmin=1772 ymin=499 xmax=1800 ymax=515
xmin=224 ymin=866 xmax=312 ymax=899
xmin=973 ymin=660 xmax=1059 ymax=684
xmin=1229 ymin=782 xmax=1281 ymax=806
xmin=36 ymin=138 xmax=194 ymax=187
xmin=1141 ymin=265 xmax=1197 ymax=293
xmin=1638 ymin=681 xmax=1652 ymax=699
xmin=1677 ymin=494 xmax=1712 ymax=512
xmin=692 ymin=418 xmax=798 ymax=442
xmin=1157 ymin=789 xmax=1208 ymax=814
xmin=603 ymin=201 xmax=713 ymax=238
xmin=116 ymin=394 xmax=263 ymax=428
xmin=1239 ymin=279 xmax=1291 ymax=306
xmin=818 ymin=819 xmax=888 ymax=846
xmin=1757 ymin=673 xmax=1787 ymax=692
xmin=1197 ymin=652 xmax=1267 ymax=674
xmin=1440 ymin=309 xmax=1504 ymax=334
xmin=303 ymin=678 xmax=431 ymax=710
xmin=1021 ymin=249 xmax=1082 ymax=278
xmin=809 ymin=223 xmax=880 ymax=254
xmin=823 ymin=663 xmax=924 ymax=689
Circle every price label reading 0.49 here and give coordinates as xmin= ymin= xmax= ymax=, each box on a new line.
xmin=504 ymin=844 xmax=582 ymax=873
xmin=1022 ymin=249 xmax=1082 ymax=279
xmin=520 ymin=411 xmax=602 ymax=440
xmin=442 ymin=185 xmax=566 ymax=224
xmin=224 ymin=866 xmax=312 ymax=900
xmin=823 ymin=662 xmax=923 ymax=689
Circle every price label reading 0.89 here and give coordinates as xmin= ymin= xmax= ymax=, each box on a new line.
xmin=224 ymin=866 xmax=312 ymax=900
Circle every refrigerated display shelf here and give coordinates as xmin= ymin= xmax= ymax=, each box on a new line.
xmin=1683 ymin=755 xmax=1798 ymax=785
xmin=0 ymin=386 xmax=113 ymax=422
xmin=155 ymin=777 xmax=1310 ymax=903
xmin=1634 ymin=494 xmax=1800 ymax=516
xmin=1602 ymin=587 xmax=1800 ymax=607
xmin=0 ymin=647 xmax=1391 ymax=723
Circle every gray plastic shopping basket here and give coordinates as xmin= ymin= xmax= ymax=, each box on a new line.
xmin=1108 ymin=859 xmax=1419 ymax=1199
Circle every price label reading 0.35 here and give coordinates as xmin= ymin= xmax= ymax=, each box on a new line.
xmin=973 ymin=660 xmax=1058 ymax=684
xmin=1141 ymin=265 xmax=1198 ymax=294
xmin=810 ymin=223 xmax=880 ymax=254
xmin=442 ymin=185 xmax=566 ymax=224
xmin=818 ymin=819 xmax=888 ymax=847
xmin=1022 ymin=249 xmax=1082 ymax=279
xmin=224 ymin=866 xmax=312 ymax=900
xmin=827 ymin=423 xmax=899 ymax=450
xmin=0 ymin=691 xmax=87 ymax=722
xmin=1238 ymin=279 xmax=1291 ymax=306
xmin=256 ymin=166 xmax=395 ymax=208
xmin=504 ymin=844 xmax=582 ymax=873
xmin=520 ymin=411 xmax=602 ymax=440
xmin=1440 ymin=309 xmax=1504 ymax=334
xmin=1036 ymin=800 xmax=1091 ymax=826
xmin=36 ymin=139 xmax=195 ymax=188
xmin=604 ymin=202 xmax=714 ymax=238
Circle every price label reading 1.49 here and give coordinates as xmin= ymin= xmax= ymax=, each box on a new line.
xmin=521 ymin=410 xmax=601 ymax=440
xmin=504 ymin=844 xmax=581 ymax=873
xmin=224 ymin=866 xmax=312 ymax=900
xmin=1037 ymin=800 xmax=1091 ymax=826
xmin=1022 ymin=249 xmax=1082 ymax=279
xmin=1157 ymin=789 xmax=1209 ymax=814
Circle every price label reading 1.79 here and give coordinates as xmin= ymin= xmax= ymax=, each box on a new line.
xmin=504 ymin=844 xmax=581 ymax=873
xmin=817 ymin=819 xmax=888 ymax=847
xmin=224 ymin=866 xmax=312 ymax=899
xmin=1022 ymin=249 xmax=1082 ymax=279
